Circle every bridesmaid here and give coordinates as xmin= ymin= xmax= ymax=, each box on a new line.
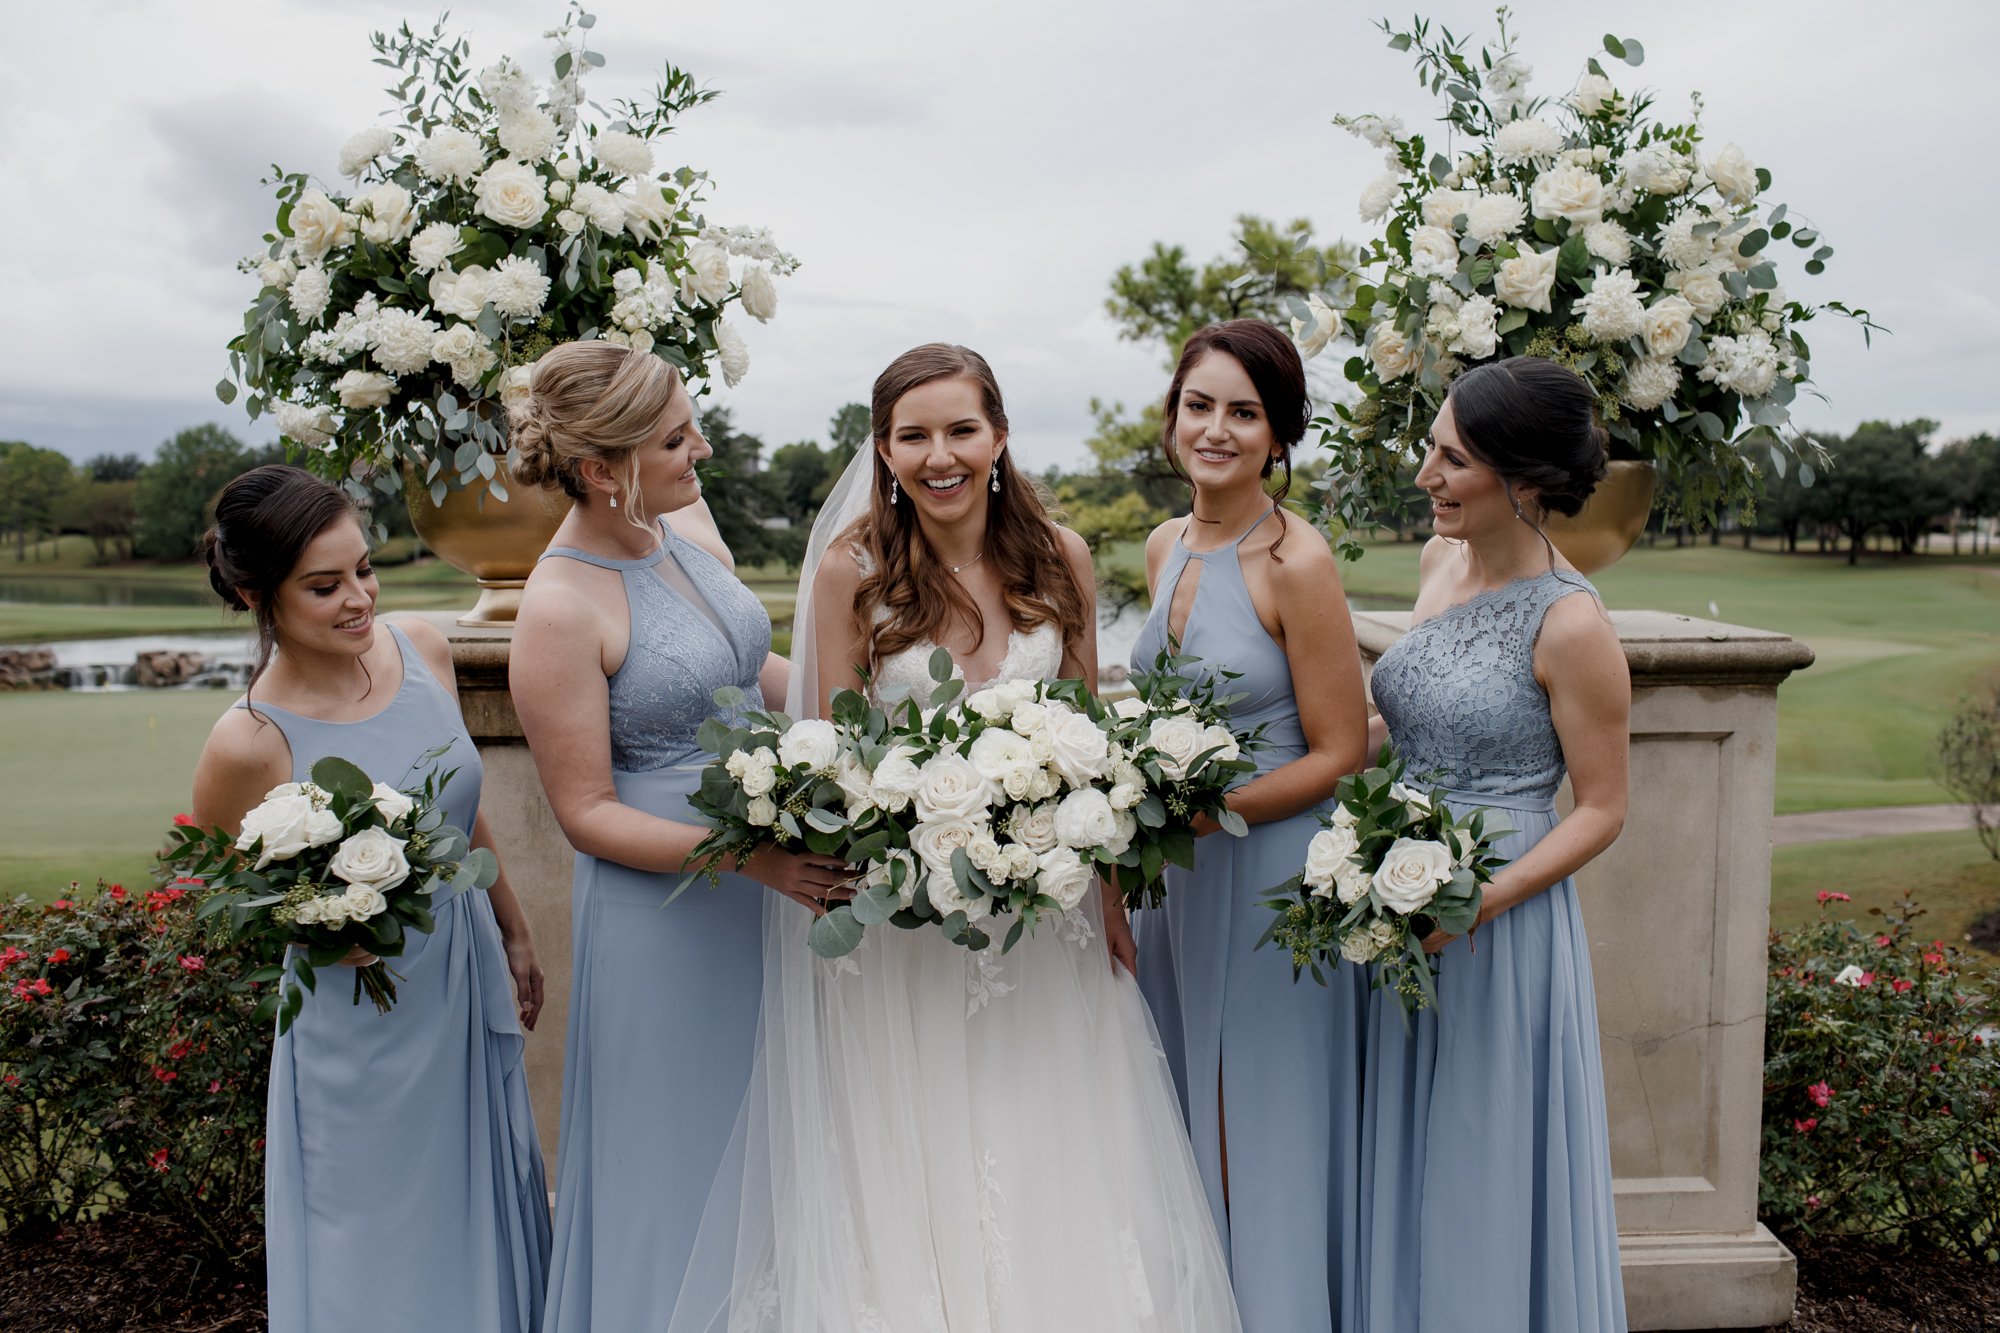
xmin=1131 ymin=319 xmax=1371 ymax=1331
xmin=191 ymin=465 xmax=549 ymax=1333
xmin=507 ymin=343 xmax=851 ymax=1328
xmin=1357 ymin=355 xmax=1629 ymax=1331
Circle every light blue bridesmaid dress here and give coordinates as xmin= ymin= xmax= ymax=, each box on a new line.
xmin=257 ymin=623 xmax=549 ymax=1333
xmin=1132 ymin=509 xmax=1369 ymax=1332
xmin=539 ymin=521 xmax=772 ymax=1331
xmin=1358 ymin=571 xmax=1626 ymax=1332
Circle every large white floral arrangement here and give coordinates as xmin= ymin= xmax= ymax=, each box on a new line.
xmin=1301 ymin=10 xmax=1877 ymax=550
xmin=222 ymin=7 xmax=795 ymax=507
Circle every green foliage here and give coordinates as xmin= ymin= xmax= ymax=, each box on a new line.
xmin=0 ymin=880 xmax=268 ymax=1264
xmin=1761 ymin=897 xmax=2000 ymax=1259
xmin=694 ymin=405 xmax=794 ymax=567
xmin=55 ymin=476 xmax=138 ymax=562
xmin=130 ymin=425 xmax=258 ymax=561
xmin=1782 ymin=420 xmax=1956 ymax=564
xmin=1934 ymin=686 xmax=2000 ymax=862
xmin=0 ymin=441 xmax=78 ymax=562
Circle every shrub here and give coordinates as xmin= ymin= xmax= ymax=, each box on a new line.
xmin=0 ymin=879 xmax=268 ymax=1264
xmin=1935 ymin=685 xmax=2000 ymax=863
xmin=1762 ymin=893 xmax=2000 ymax=1259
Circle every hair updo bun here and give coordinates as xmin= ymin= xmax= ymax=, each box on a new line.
xmin=506 ymin=341 xmax=683 ymax=514
xmin=203 ymin=464 xmax=361 ymax=694
xmin=1444 ymin=356 xmax=1609 ymax=518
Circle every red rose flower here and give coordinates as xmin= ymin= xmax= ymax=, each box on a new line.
xmin=168 ymin=1040 xmax=193 ymax=1060
xmin=1874 ymin=934 xmax=1892 ymax=948
xmin=1815 ymin=890 xmax=1850 ymax=904
xmin=1793 ymin=1117 xmax=1818 ymax=1134
xmin=0 ymin=946 xmax=25 ymax=971
xmin=172 ymin=813 xmax=196 ymax=826
xmin=1807 ymin=1082 xmax=1832 ymax=1108
xmin=1892 ymin=978 xmax=1913 ymax=993
xmin=50 ymin=899 xmax=72 ymax=911
xmin=178 ymin=956 xmax=205 ymax=972
xmin=108 ymin=884 xmax=127 ymax=901
xmin=47 ymin=949 xmax=70 ymax=965
xmin=150 ymin=1066 xmax=178 ymax=1083
xmin=150 ymin=1149 xmax=169 ymax=1172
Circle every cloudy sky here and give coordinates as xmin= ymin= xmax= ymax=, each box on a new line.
xmin=4 ymin=0 xmax=1994 ymax=472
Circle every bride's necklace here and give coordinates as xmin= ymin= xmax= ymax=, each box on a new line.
xmin=945 ymin=549 xmax=984 ymax=575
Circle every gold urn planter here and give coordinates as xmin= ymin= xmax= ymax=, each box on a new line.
xmin=405 ymin=473 xmax=571 ymax=628
xmin=1541 ymin=460 xmax=1657 ymax=575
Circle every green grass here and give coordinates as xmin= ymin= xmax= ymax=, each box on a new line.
xmin=1771 ymin=829 xmax=2000 ymax=951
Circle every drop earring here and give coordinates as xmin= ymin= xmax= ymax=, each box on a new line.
xmin=990 ymin=463 xmax=1000 ymax=493
xmin=608 ymin=495 xmax=618 ymax=510
xmin=889 ymin=476 xmax=900 ymax=505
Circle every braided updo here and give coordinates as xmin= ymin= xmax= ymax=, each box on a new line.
xmin=202 ymin=464 xmax=360 ymax=694
xmin=509 ymin=341 xmax=683 ymax=522
xmin=1444 ymin=356 xmax=1610 ymax=518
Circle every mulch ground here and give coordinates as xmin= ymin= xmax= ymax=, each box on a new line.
xmin=0 ymin=1218 xmax=1995 ymax=1330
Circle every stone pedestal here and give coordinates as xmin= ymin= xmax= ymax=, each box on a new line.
xmin=1354 ymin=609 xmax=1811 ymax=1332
xmin=442 ymin=607 xmax=1811 ymax=1331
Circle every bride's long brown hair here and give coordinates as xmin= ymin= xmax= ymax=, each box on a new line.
xmin=847 ymin=344 xmax=1091 ymax=679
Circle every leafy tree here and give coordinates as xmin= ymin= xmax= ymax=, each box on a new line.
xmin=1806 ymin=421 xmax=1949 ymax=565
xmin=0 ymin=441 xmax=78 ymax=561
xmin=695 ymin=405 xmax=788 ymax=567
xmin=766 ymin=441 xmax=834 ymax=525
xmin=827 ymin=402 xmax=869 ymax=467
xmin=86 ymin=453 xmax=146 ymax=482
xmin=57 ymin=476 xmax=140 ymax=561
xmin=1934 ymin=686 xmax=2000 ymax=863
xmin=132 ymin=425 xmax=253 ymax=560
xmin=1937 ymin=433 xmax=1999 ymax=555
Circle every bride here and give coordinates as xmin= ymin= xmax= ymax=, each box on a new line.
xmin=668 ymin=344 xmax=1240 ymax=1332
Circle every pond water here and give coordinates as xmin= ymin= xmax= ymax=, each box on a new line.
xmin=0 ymin=577 xmax=214 ymax=607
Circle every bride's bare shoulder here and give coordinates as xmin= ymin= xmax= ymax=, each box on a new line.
xmin=812 ymin=541 xmax=865 ymax=602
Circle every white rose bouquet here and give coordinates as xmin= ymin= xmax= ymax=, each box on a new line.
xmin=223 ymin=5 xmax=795 ymax=512
xmin=1258 ymin=751 xmax=1509 ymax=1017
xmin=1102 ymin=646 xmax=1263 ymax=911
xmin=1304 ymin=11 xmax=1880 ymax=552
xmin=165 ymin=755 xmax=496 ymax=1033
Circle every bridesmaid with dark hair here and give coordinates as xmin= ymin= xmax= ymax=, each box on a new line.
xmin=1131 ymin=319 xmax=1372 ymax=1331
xmin=191 ymin=464 xmax=549 ymax=1333
xmin=1356 ymin=355 xmax=1630 ymax=1332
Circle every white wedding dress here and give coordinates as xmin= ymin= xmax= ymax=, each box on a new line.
xmin=666 ymin=613 xmax=1241 ymax=1332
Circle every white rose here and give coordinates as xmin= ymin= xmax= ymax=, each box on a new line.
xmin=868 ymin=746 xmax=924 ymax=813
xmin=1043 ymin=710 xmax=1112 ymax=786
xmin=740 ymin=265 xmax=779 ymax=322
xmin=738 ymin=748 xmax=780 ymax=797
xmin=1028 ymin=769 xmax=1060 ymax=801
xmin=1197 ymin=724 xmax=1241 ymax=766
xmin=1494 ymin=245 xmax=1559 ymax=312
xmin=487 ymin=254 xmax=552 ymax=319
xmin=355 ymin=182 xmax=416 ymax=245
xmin=500 ymin=364 xmax=535 ymax=407
xmin=232 ymin=792 xmax=329 ymax=868
xmin=1408 ymin=225 xmax=1460 ymax=280
xmin=292 ymin=896 xmax=325 ymax=926
xmin=1339 ymin=931 xmax=1384 ymax=965
xmin=593 ymin=129 xmax=655 ymax=178
xmin=1624 ymin=145 xmax=1690 ymax=197
xmin=966 ymin=832 xmax=1008 ymax=879
xmin=256 ymin=253 xmax=298 ymax=291
xmin=430 ymin=265 xmax=492 ymax=323
xmin=992 ymin=680 xmax=1036 ymax=715
xmin=1463 ymin=193 xmax=1527 ymax=244
xmin=498 ymin=108 xmax=559 ymax=163
xmin=341 ymin=883 xmax=389 ymax=920
xmin=1492 ymin=117 xmax=1562 ymax=167
xmin=273 ymin=401 xmax=336 ymax=449
xmin=1335 ymin=863 xmax=1372 ymax=906
xmin=327 ymin=826 xmax=412 ymax=895
xmin=547 ymin=180 xmax=572 ymax=204
xmin=338 ymin=126 xmax=399 ymax=179
xmin=968 ymin=726 xmax=1037 ymax=795
xmin=1672 ymin=269 xmax=1730 ymax=320
xmin=1420 ymin=187 xmax=1473 ymax=230
xmin=1572 ymin=73 xmax=1617 ymax=117
xmin=680 ymin=241 xmax=733 ymax=306
xmin=715 ymin=320 xmax=750 ymax=388
xmin=1006 ymin=803 xmax=1060 ymax=854
xmin=1302 ymin=826 xmax=1361 ymax=889
xmin=1144 ymin=715 xmax=1205 ymax=782
xmin=1706 ymin=143 xmax=1759 ymax=207
xmin=415 ymin=127 xmax=485 ymax=185
xmin=746 ymin=795 xmax=778 ymax=827
xmin=1008 ymin=700 xmax=1050 ymax=736
xmin=556 ymin=209 xmax=587 ymax=236
xmin=288 ymin=189 xmax=352 ymax=262
xmin=286 ymin=264 xmax=331 ymax=326
xmin=1358 ymin=172 xmax=1402 ymax=223
xmin=369 ymin=783 xmax=415 ymax=825
xmin=1366 ymin=325 xmax=1425 ymax=381
xmin=1291 ymin=292 xmax=1340 ymax=360
xmin=776 ymin=718 xmax=841 ymax=773
xmin=833 ymin=754 xmax=876 ymax=817
xmin=475 ymin=161 xmax=548 ymax=230
xmin=431 ymin=324 xmax=498 ymax=390
xmin=554 ymin=156 xmax=581 ymax=182
xmin=1107 ymin=782 xmax=1144 ymax=813
xmin=620 ymin=184 xmax=675 ymax=243
xmin=1619 ymin=356 xmax=1682 ymax=412
xmin=335 ymin=370 xmax=396 ymax=410
xmin=1642 ymin=295 xmax=1697 ymax=361
xmin=1034 ymin=847 xmax=1095 ymax=912
xmin=1387 ymin=782 xmax=1433 ymax=813
xmin=967 ymin=687 xmax=1009 ymax=721
xmin=1004 ymin=844 xmax=1039 ymax=882
xmin=1331 ymin=803 xmax=1359 ymax=829
xmin=912 ymin=815 xmax=986 ymax=877
xmin=1053 ymin=788 xmax=1119 ymax=850
xmin=913 ymin=753 xmax=989 ymax=823
xmin=1371 ymin=837 xmax=1455 ymax=915
xmin=1529 ymin=164 xmax=1604 ymax=227
xmin=408 ymin=222 xmax=464 ymax=274
xmin=926 ymin=870 xmax=991 ymax=923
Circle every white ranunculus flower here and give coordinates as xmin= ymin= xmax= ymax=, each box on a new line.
xmin=716 ymin=320 xmax=750 ymax=388
xmin=273 ymin=401 xmax=336 ymax=449
xmin=1043 ymin=710 xmax=1112 ymax=786
xmin=286 ymin=264 xmax=332 ymax=325
xmin=1420 ymin=187 xmax=1474 ymax=231
xmin=1529 ymin=164 xmax=1604 ymax=226
xmin=429 ymin=265 xmax=492 ymax=323
xmin=1572 ymin=73 xmax=1618 ymax=117
xmin=868 ymin=746 xmax=924 ymax=813
xmin=1291 ymin=292 xmax=1340 ymax=360
xmin=289 ymin=189 xmax=352 ymax=262
xmin=1335 ymin=862 xmax=1372 ymax=906
xmin=368 ymin=783 xmax=415 ymax=825
xmin=1582 ymin=219 xmax=1632 ymax=267
xmin=1463 ymin=193 xmax=1527 ymax=244
xmin=474 ymin=161 xmax=548 ymax=229
xmin=1452 ymin=294 xmax=1500 ymax=361
xmin=968 ymin=726 xmax=1037 ymax=796
xmin=679 ymin=241 xmax=733 ymax=306
xmin=415 ymin=126 xmax=485 ymax=185
xmin=912 ymin=814 xmax=986 ymax=876
xmin=1371 ymin=837 xmax=1455 ymax=915
xmin=1493 ymin=245 xmax=1559 ymax=312
xmin=1493 ymin=117 xmax=1562 ymax=168
xmin=1144 ymin=715 xmax=1205 ymax=782
xmin=1642 ymin=295 xmax=1698 ymax=361
xmin=620 ymin=184 xmax=675 ymax=243
xmin=328 ymin=826 xmax=412 ymax=895
xmin=593 ymin=129 xmax=655 ymax=178
xmin=926 ymin=870 xmax=992 ymax=923
xmin=1339 ymin=931 xmax=1384 ymax=965
xmin=746 ymin=795 xmax=778 ymax=827
xmin=1054 ymin=787 xmax=1119 ymax=850
xmin=913 ymin=753 xmax=989 ymax=823
xmin=1358 ymin=173 xmax=1403 ymax=223
xmin=1576 ymin=269 xmax=1647 ymax=342
xmin=487 ymin=254 xmax=552 ymax=319
xmin=571 ymin=182 xmax=627 ymax=233
xmin=1706 ymin=143 xmax=1759 ymax=207
xmin=776 ymin=718 xmax=841 ymax=772
xmin=342 ymin=883 xmax=389 ymax=920
xmin=335 ymin=370 xmax=396 ymax=410
xmin=739 ymin=265 xmax=779 ymax=322
xmin=368 ymin=308 xmax=441 ymax=377
xmin=1408 ymin=225 xmax=1461 ymax=280
xmin=1619 ymin=356 xmax=1682 ymax=412
xmin=338 ymin=126 xmax=399 ymax=179
xmin=1302 ymin=826 xmax=1361 ymax=889
xmin=355 ymin=182 xmax=416 ymax=245
xmin=1035 ymin=847 xmax=1095 ymax=912
xmin=498 ymin=108 xmax=559 ymax=163
xmin=1367 ymin=325 xmax=1425 ymax=381
xmin=408 ymin=222 xmax=465 ymax=274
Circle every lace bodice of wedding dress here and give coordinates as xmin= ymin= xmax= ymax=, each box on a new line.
xmin=871 ymin=622 xmax=1064 ymax=707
